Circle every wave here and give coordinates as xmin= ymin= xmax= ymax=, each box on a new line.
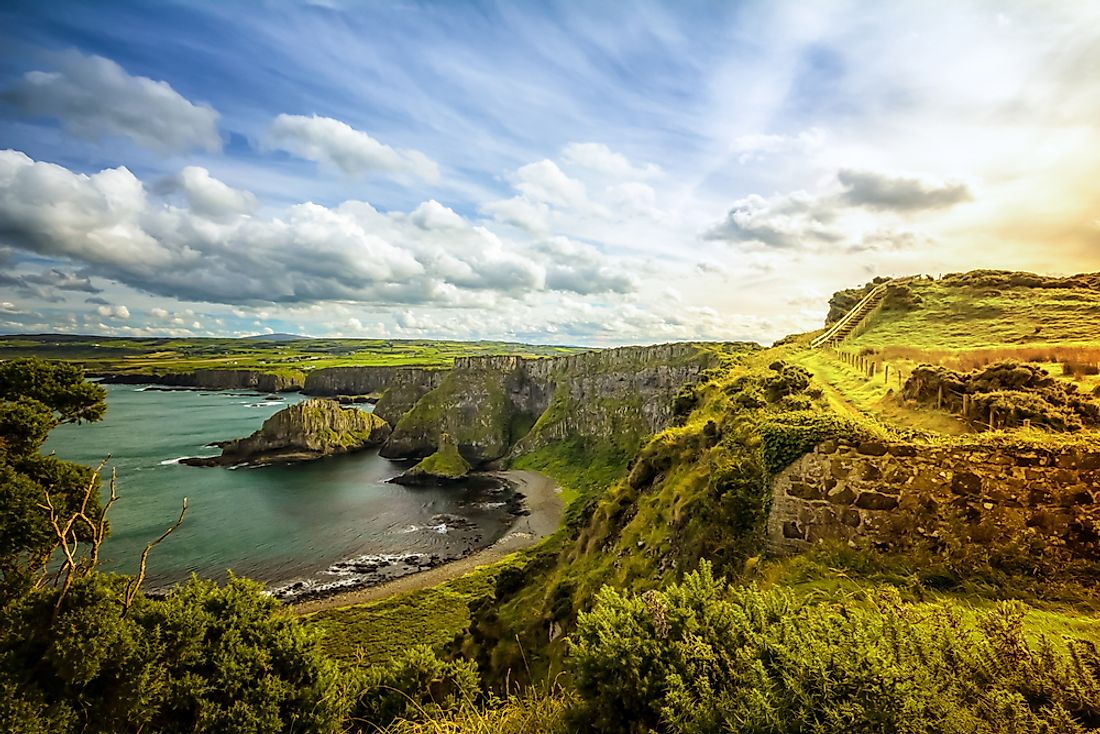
xmin=158 ymin=457 xmax=186 ymax=466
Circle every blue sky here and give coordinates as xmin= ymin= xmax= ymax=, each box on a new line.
xmin=1 ymin=1 xmax=1098 ymax=344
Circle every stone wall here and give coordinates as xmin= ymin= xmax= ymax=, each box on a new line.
xmin=768 ymin=440 xmax=1100 ymax=560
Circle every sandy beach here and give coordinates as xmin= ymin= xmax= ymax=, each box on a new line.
xmin=291 ymin=469 xmax=562 ymax=615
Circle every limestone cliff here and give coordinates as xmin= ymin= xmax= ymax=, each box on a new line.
xmin=302 ymin=367 xmax=445 ymax=425
xmin=100 ymin=369 xmax=304 ymax=392
xmin=381 ymin=343 xmax=714 ymax=465
xmin=184 ymin=399 xmax=390 ymax=466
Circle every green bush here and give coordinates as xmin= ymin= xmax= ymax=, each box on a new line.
xmin=758 ymin=411 xmax=870 ymax=474
xmin=346 ymin=645 xmax=480 ymax=730
xmin=570 ymin=563 xmax=1100 ymax=734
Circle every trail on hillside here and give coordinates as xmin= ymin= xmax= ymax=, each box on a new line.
xmin=292 ymin=470 xmax=562 ymax=615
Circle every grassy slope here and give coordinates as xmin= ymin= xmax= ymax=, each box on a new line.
xmin=352 ymin=274 xmax=1100 ymax=731
xmin=849 ymin=278 xmax=1100 ymax=351
xmin=0 ymin=335 xmax=586 ymax=374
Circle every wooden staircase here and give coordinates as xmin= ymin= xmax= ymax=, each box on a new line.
xmin=810 ymin=281 xmax=891 ymax=349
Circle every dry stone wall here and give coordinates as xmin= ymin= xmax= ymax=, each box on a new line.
xmin=768 ymin=440 xmax=1100 ymax=560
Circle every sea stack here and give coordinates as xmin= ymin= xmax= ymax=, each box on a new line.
xmin=183 ymin=399 xmax=391 ymax=467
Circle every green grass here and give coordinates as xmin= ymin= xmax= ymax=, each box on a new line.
xmin=0 ymin=335 xmax=587 ymax=375
xmin=409 ymin=434 xmax=472 ymax=479
xmin=305 ymin=553 xmax=529 ymax=664
xmin=849 ymin=279 xmax=1100 ymax=351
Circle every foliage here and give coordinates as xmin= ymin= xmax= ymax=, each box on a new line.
xmin=570 ymin=562 xmax=1100 ymax=734
xmin=758 ymin=410 xmax=873 ymax=473
xmin=378 ymin=688 xmax=573 ymax=734
xmin=346 ymin=645 xmax=480 ymax=730
xmin=904 ymin=361 xmax=1100 ymax=430
xmin=0 ymin=359 xmax=346 ymax=732
xmin=0 ymin=359 xmax=106 ymax=593
xmin=0 ymin=574 xmax=343 ymax=734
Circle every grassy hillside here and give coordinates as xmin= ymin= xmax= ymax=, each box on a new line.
xmin=297 ymin=271 xmax=1100 ymax=732
xmin=849 ymin=271 xmax=1100 ymax=351
xmin=0 ymin=334 xmax=586 ymax=374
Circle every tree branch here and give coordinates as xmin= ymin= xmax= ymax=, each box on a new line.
xmin=123 ymin=497 xmax=188 ymax=614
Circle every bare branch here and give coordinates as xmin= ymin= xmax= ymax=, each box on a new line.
xmin=123 ymin=497 xmax=188 ymax=614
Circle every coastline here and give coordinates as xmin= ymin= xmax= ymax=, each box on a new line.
xmin=290 ymin=469 xmax=562 ymax=615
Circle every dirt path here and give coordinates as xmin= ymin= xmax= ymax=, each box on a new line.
xmin=291 ymin=470 xmax=562 ymax=615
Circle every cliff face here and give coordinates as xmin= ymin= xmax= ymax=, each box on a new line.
xmin=101 ymin=369 xmax=304 ymax=392
xmin=188 ymin=399 xmax=390 ymax=466
xmin=302 ymin=367 xmax=445 ymax=425
xmin=381 ymin=343 xmax=713 ymax=465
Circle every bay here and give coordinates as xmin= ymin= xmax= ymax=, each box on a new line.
xmin=44 ymin=384 xmax=515 ymax=599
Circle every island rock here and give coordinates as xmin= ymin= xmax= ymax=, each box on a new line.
xmin=183 ymin=399 xmax=390 ymax=467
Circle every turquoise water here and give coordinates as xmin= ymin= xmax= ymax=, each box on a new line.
xmin=45 ymin=384 xmax=515 ymax=599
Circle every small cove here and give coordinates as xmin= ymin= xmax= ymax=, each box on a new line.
xmin=45 ymin=384 xmax=518 ymax=601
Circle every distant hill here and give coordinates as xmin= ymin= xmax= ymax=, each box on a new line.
xmin=241 ymin=333 xmax=311 ymax=342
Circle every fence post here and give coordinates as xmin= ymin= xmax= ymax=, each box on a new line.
xmin=937 ymin=385 xmax=943 ymax=409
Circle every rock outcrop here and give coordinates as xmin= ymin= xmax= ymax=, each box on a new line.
xmin=392 ymin=433 xmax=472 ymax=485
xmin=302 ymin=367 xmax=445 ymax=425
xmin=183 ymin=399 xmax=390 ymax=466
xmin=381 ymin=343 xmax=714 ymax=465
xmin=99 ymin=369 xmax=304 ymax=392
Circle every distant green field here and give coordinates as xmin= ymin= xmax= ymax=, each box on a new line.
xmin=850 ymin=279 xmax=1100 ymax=351
xmin=0 ymin=334 xmax=588 ymax=374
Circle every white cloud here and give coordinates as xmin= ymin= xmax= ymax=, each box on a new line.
xmin=731 ymin=127 xmax=827 ymax=164
xmin=561 ymin=142 xmax=661 ymax=179
xmin=704 ymin=191 xmax=841 ymax=249
xmin=511 ymin=159 xmax=588 ymax=208
xmin=173 ymin=166 xmax=257 ymax=219
xmin=96 ymin=304 xmax=130 ymax=320
xmin=3 ymin=51 xmax=220 ymax=154
xmin=262 ymin=114 xmax=440 ymax=182
xmin=480 ymin=196 xmax=550 ymax=233
xmin=0 ymin=150 xmax=628 ymax=308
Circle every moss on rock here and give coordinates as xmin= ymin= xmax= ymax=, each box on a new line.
xmin=394 ymin=433 xmax=473 ymax=485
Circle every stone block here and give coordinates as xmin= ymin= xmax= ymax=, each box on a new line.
xmin=858 ymin=441 xmax=889 ymax=456
xmin=855 ymin=492 xmax=899 ymax=511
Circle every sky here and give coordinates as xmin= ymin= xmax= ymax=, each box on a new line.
xmin=0 ymin=1 xmax=1098 ymax=346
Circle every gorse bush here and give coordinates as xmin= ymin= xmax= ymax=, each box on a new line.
xmin=570 ymin=562 xmax=1100 ymax=734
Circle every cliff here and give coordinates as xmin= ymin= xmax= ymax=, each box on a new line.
xmin=302 ymin=367 xmax=445 ymax=425
xmin=184 ymin=399 xmax=390 ymax=466
xmin=380 ymin=343 xmax=714 ymax=465
xmin=100 ymin=368 xmax=304 ymax=392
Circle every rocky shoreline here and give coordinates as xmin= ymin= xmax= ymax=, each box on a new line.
xmin=274 ymin=473 xmax=532 ymax=606
xmin=291 ymin=470 xmax=562 ymax=613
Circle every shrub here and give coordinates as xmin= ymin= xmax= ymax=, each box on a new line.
xmin=346 ymin=645 xmax=480 ymax=730
xmin=758 ymin=411 xmax=870 ymax=474
xmin=904 ymin=361 xmax=1100 ymax=431
xmin=570 ymin=563 xmax=1100 ymax=734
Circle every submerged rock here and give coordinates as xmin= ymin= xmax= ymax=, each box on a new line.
xmin=392 ymin=432 xmax=472 ymax=485
xmin=183 ymin=399 xmax=390 ymax=467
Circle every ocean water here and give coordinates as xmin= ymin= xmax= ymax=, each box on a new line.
xmin=44 ymin=384 xmax=516 ymax=599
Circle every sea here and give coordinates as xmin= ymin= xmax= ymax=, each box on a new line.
xmin=44 ymin=383 xmax=517 ymax=601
